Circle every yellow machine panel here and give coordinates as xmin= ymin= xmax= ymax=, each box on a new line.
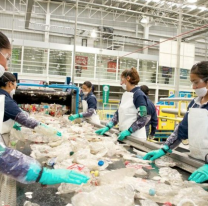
xmin=156 ymin=105 xmax=175 ymax=130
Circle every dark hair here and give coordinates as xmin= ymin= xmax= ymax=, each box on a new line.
xmin=140 ymin=85 xmax=149 ymax=96
xmin=0 ymin=72 xmax=16 ymax=87
xmin=121 ymin=67 xmax=140 ymax=85
xmin=83 ymin=81 xmax=92 ymax=89
xmin=191 ymin=61 xmax=208 ymax=82
xmin=0 ymin=32 xmax=11 ymax=50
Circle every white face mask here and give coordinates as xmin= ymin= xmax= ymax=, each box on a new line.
xmin=83 ymin=92 xmax=88 ymax=96
xmin=195 ymin=87 xmax=208 ymax=97
xmin=0 ymin=65 xmax=5 ymax=77
xmin=121 ymin=84 xmax=127 ymax=90
xmin=10 ymin=89 xmax=15 ymax=98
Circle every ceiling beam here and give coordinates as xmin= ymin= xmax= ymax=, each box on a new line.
xmin=25 ymin=0 xmax=34 ymax=29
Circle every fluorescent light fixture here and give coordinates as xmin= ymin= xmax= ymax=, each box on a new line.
xmin=198 ymin=6 xmax=207 ymax=11
xmin=91 ymin=29 xmax=97 ymax=38
xmin=187 ymin=0 xmax=197 ymax=3
xmin=141 ymin=16 xmax=148 ymax=24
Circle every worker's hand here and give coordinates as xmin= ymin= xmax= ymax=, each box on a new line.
xmin=68 ymin=114 xmax=82 ymax=121
xmin=118 ymin=129 xmax=132 ymax=141
xmin=188 ymin=164 xmax=208 ymax=183
xmin=95 ymin=121 xmax=114 ymax=135
xmin=143 ymin=145 xmax=172 ymax=161
xmin=95 ymin=127 xmax=110 ymax=135
xmin=40 ymin=123 xmax=62 ymax=137
xmin=39 ymin=168 xmax=90 ymax=185
xmin=13 ymin=122 xmax=21 ymax=131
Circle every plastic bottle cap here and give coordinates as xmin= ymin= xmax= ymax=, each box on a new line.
xmin=98 ymin=160 xmax=104 ymax=166
xmin=149 ymin=188 xmax=155 ymax=196
xmin=70 ymin=151 xmax=74 ymax=156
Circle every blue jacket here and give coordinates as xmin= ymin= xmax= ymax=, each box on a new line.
xmin=0 ymin=89 xmax=22 ymax=122
xmin=146 ymin=97 xmax=158 ymax=136
xmin=81 ymin=91 xmax=97 ymax=118
xmin=0 ymin=88 xmax=38 ymax=128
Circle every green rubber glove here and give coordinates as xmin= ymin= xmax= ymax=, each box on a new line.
xmin=39 ymin=168 xmax=89 ymax=185
xmin=0 ymin=143 xmax=6 ymax=155
xmin=188 ymin=164 xmax=208 ymax=183
xmin=13 ymin=122 xmax=21 ymax=131
xmin=143 ymin=145 xmax=172 ymax=161
xmin=40 ymin=123 xmax=62 ymax=137
xmin=68 ymin=114 xmax=82 ymax=121
xmin=95 ymin=121 xmax=114 ymax=135
xmin=26 ymin=164 xmax=89 ymax=185
xmin=118 ymin=129 xmax=132 ymax=141
xmin=95 ymin=127 xmax=109 ymax=135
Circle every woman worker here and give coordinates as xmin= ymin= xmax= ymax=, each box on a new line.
xmin=143 ymin=61 xmax=208 ymax=184
xmin=95 ymin=67 xmax=150 ymax=140
xmin=0 ymin=31 xmax=89 ymax=185
xmin=69 ymin=81 xmax=100 ymax=124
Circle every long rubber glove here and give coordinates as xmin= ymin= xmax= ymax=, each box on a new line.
xmin=40 ymin=123 xmax=62 ymax=137
xmin=118 ymin=128 xmax=132 ymax=141
xmin=95 ymin=122 xmax=114 ymax=135
xmin=68 ymin=114 xmax=83 ymax=121
xmin=143 ymin=145 xmax=172 ymax=161
xmin=26 ymin=164 xmax=89 ymax=185
xmin=188 ymin=164 xmax=208 ymax=183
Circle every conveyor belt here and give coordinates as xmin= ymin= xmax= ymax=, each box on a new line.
xmin=16 ymin=122 xmax=202 ymax=206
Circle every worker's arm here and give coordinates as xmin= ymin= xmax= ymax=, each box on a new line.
xmin=0 ymin=142 xmax=89 ymax=185
xmin=164 ymin=100 xmax=195 ymax=149
xmin=95 ymin=110 xmax=119 ymax=135
xmin=9 ymin=100 xmax=61 ymax=137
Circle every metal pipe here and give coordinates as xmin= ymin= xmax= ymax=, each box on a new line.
xmin=175 ymin=7 xmax=182 ymax=97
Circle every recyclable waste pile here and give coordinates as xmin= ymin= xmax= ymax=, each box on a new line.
xmin=10 ymin=113 xmax=208 ymax=206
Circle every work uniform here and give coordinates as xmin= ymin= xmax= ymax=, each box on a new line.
xmin=165 ymin=97 xmax=208 ymax=161
xmin=111 ymin=87 xmax=149 ymax=140
xmin=81 ymin=91 xmax=100 ymax=125
xmin=0 ymin=89 xmax=38 ymax=134
xmin=145 ymin=97 xmax=158 ymax=137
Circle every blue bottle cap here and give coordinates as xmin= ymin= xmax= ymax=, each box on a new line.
xmin=98 ymin=160 xmax=104 ymax=166
xmin=149 ymin=188 xmax=155 ymax=196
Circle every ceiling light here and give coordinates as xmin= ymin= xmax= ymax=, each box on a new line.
xmin=188 ymin=5 xmax=197 ymax=9
xmin=198 ymin=6 xmax=207 ymax=11
xmin=91 ymin=29 xmax=97 ymax=38
xmin=140 ymin=16 xmax=148 ymax=24
xmin=152 ymin=0 xmax=160 ymax=2
xmin=187 ymin=0 xmax=197 ymax=3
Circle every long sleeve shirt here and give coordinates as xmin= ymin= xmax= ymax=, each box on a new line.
xmin=110 ymin=87 xmax=149 ymax=133
xmin=165 ymin=97 xmax=208 ymax=149
xmin=81 ymin=91 xmax=97 ymax=118
xmin=146 ymin=97 xmax=158 ymax=136
xmin=0 ymin=89 xmax=39 ymax=129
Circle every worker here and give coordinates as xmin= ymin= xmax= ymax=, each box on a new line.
xmin=143 ymin=61 xmax=208 ymax=184
xmin=95 ymin=67 xmax=150 ymax=140
xmin=140 ymin=85 xmax=158 ymax=139
xmin=69 ymin=81 xmax=100 ymax=124
xmin=0 ymin=72 xmax=62 ymax=136
xmin=0 ymin=31 xmax=89 ymax=185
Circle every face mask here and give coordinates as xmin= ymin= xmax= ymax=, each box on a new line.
xmin=195 ymin=87 xmax=208 ymax=97
xmin=121 ymin=84 xmax=127 ymax=90
xmin=10 ymin=89 xmax=15 ymax=98
xmin=0 ymin=65 xmax=5 ymax=77
xmin=83 ymin=92 xmax=88 ymax=96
